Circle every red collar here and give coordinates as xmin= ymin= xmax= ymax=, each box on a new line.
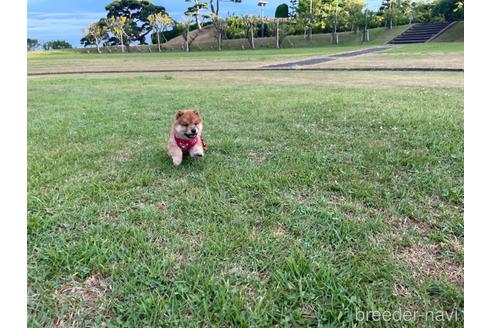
xmin=174 ymin=134 xmax=198 ymax=153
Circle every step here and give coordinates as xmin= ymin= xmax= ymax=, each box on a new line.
xmin=389 ymin=40 xmax=427 ymax=44
xmin=406 ymin=28 xmax=446 ymax=31
xmin=419 ymin=23 xmax=449 ymax=25
xmin=393 ymin=35 xmax=433 ymax=39
xmin=391 ymin=37 xmax=433 ymax=41
xmin=406 ymin=29 xmax=446 ymax=33
xmin=406 ymin=25 xmax=449 ymax=30
xmin=391 ymin=38 xmax=429 ymax=42
xmin=400 ymin=32 xmax=440 ymax=36
xmin=396 ymin=34 xmax=438 ymax=39
xmin=391 ymin=39 xmax=429 ymax=43
xmin=387 ymin=22 xmax=452 ymax=44
xmin=404 ymin=28 xmax=446 ymax=33
xmin=394 ymin=33 xmax=437 ymax=37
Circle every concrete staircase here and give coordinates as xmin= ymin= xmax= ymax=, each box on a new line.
xmin=388 ymin=22 xmax=455 ymax=44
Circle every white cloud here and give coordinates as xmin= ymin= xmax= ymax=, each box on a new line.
xmin=27 ymin=11 xmax=106 ymax=45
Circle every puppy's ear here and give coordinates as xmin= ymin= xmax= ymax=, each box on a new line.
xmin=193 ymin=110 xmax=200 ymax=117
xmin=175 ymin=110 xmax=184 ymax=119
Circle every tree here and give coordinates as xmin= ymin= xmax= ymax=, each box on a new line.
xmin=273 ymin=18 xmax=296 ymax=48
xmin=224 ymin=15 xmax=246 ymax=39
xmin=243 ymin=15 xmax=257 ymax=49
xmin=209 ymin=0 xmax=242 ymax=16
xmin=380 ymin=0 xmax=400 ymax=29
xmin=361 ymin=8 xmax=376 ymax=41
xmin=432 ymin=0 xmax=464 ymax=21
xmin=42 ymin=40 xmax=72 ymax=50
xmin=293 ymin=0 xmax=323 ymax=40
xmin=148 ymin=12 xmax=173 ymax=52
xmin=210 ymin=13 xmax=226 ymax=50
xmin=27 ymin=38 xmax=40 ymax=51
xmin=320 ymin=0 xmax=342 ymax=44
xmin=177 ymin=19 xmax=193 ymax=52
xmin=275 ymin=3 xmax=290 ymax=18
xmin=289 ymin=0 xmax=299 ymax=17
xmin=105 ymin=0 xmax=168 ymax=44
xmin=345 ymin=0 xmax=365 ymax=32
xmin=81 ymin=19 xmax=109 ymax=53
xmin=332 ymin=0 xmax=340 ymax=43
xmin=409 ymin=0 xmax=435 ymax=23
xmin=185 ymin=0 xmax=210 ymax=30
xmin=107 ymin=16 xmax=130 ymax=52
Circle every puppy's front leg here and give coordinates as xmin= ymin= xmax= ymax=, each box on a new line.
xmin=168 ymin=144 xmax=183 ymax=166
xmin=189 ymin=143 xmax=204 ymax=158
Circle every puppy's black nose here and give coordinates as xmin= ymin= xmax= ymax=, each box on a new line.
xmin=191 ymin=128 xmax=197 ymax=134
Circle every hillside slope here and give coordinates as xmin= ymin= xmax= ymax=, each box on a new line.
xmin=432 ymin=21 xmax=464 ymax=42
xmin=163 ymin=25 xmax=409 ymax=51
xmin=163 ymin=25 xmax=218 ymax=50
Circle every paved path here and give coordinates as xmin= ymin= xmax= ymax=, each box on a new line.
xmin=263 ymin=46 xmax=393 ymax=69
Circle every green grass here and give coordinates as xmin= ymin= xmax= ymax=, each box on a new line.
xmin=433 ymin=22 xmax=464 ymax=43
xmin=28 ymin=72 xmax=463 ymax=327
xmin=28 ymin=45 xmax=386 ymax=74
xmin=29 ymin=45 xmax=370 ymax=62
xmin=28 ymin=41 xmax=464 ymax=75
xmin=387 ymin=42 xmax=464 ymax=53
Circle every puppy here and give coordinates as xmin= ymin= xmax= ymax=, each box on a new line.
xmin=167 ymin=109 xmax=207 ymax=166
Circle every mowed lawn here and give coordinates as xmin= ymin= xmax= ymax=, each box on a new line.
xmin=28 ymin=72 xmax=463 ymax=326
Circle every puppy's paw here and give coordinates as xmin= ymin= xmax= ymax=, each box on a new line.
xmin=172 ymin=157 xmax=182 ymax=166
xmin=190 ymin=150 xmax=204 ymax=158
xmin=191 ymin=152 xmax=204 ymax=158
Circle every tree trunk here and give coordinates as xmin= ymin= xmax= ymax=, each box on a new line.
xmin=332 ymin=20 xmax=338 ymax=45
xmin=332 ymin=32 xmax=338 ymax=44
xmin=196 ymin=16 xmax=201 ymax=30
xmin=250 ymin=28 xmax=255 ymax=49
xmin=186 ymin=31 xmax=190 ymax=52
xmin=120 ymin=35 xmax=125 ymax=53
xmin=276 ymin=21 xmax=280 ymax=49
xmin=157 ymin=32 xmax=161 ymax=52
xmin=218 ymin=30 xmax=222 ymax=51
xmin=95 ymin=38 xmax=101 ymax=54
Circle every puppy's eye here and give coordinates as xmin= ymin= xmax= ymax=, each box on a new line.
xmin=182 ymin=123 xmax=188 ymax=127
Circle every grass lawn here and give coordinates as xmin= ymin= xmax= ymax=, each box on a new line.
xmin=28 ymin=41 xmax=463 ymax=75
xmin=28 ymin=71 xmax=463 ymax=326
xmin=312 ymin=42 xmax=463 ymax=69
xmin=27 ymin=45 xmax=372 ymax=74
xmin=386 ymin=42 xmax=464 ymax=53
xmin=433 ymin=22 xmax=464 ymax=43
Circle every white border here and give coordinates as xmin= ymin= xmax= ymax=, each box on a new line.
xmin=1 ymin=0 xmax=483 ymax=326
xmin=0 ymin=0 xmax=27 ymax=325
xmin=464 ymin=1 xmax=491 ymax=327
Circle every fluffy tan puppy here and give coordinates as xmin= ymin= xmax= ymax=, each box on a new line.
xmin=167 ymin=109 xmax=207 ymax=166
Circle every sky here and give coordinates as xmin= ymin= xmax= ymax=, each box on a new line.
xmin=27 ymin=0 xmax=382 ymax=48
